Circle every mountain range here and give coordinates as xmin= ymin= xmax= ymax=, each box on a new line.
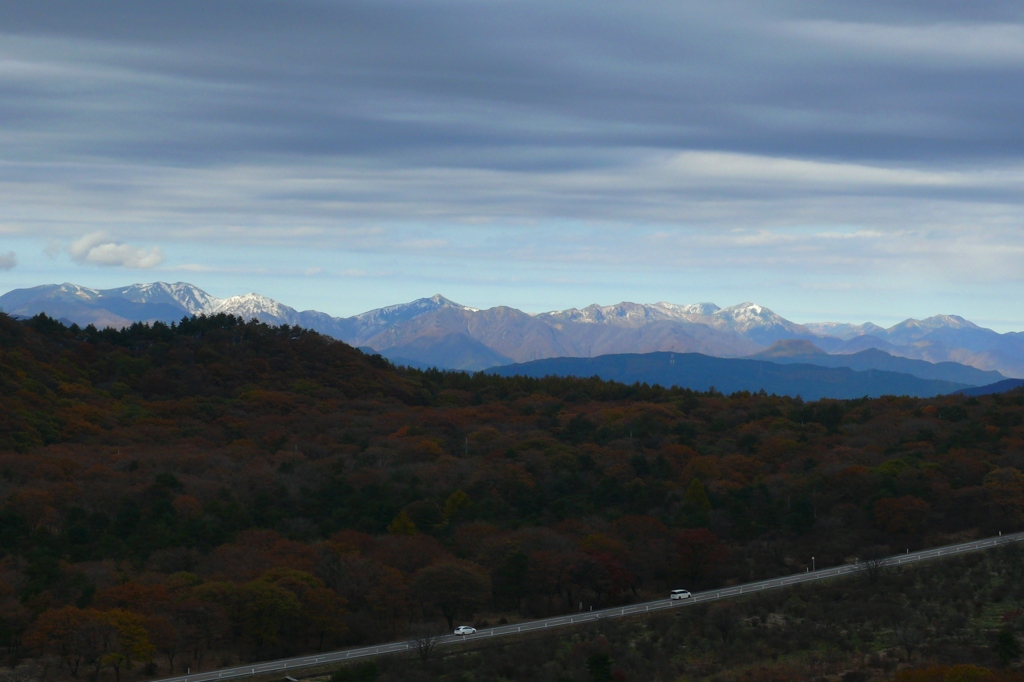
xmin=2 ymin=281 xmax=1023 ymax=382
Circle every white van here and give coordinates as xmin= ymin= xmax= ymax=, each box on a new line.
xmin=670 ymin=589 xmax=691 ymax=600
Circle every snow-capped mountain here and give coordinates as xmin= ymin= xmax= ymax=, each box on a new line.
xmin=655 ymin=302 xmax=722 ymax=317
xmin=115 ymin=282 xmax=222 ymax=316
xmin=538 ymin=301 xmax=681 ymax=326
xmin=538 ymin=300 xmax=814 ymax=346
xmin=351 ymin=294 xmax=476 ymax=337
xmin=2 ymin=281 xmax=1023 ymax=377
xmin=0 ymin=283 xmax=104 ymax=309
xmin=211 ymin=293 xmax=302 ymax=325
xmin=0 ymin=282 xmax=216 ymax=329
xmin=701 ymin=302 xmax=814 ymax=345
xmin=803 ymin=321 xmax=886 ymax=340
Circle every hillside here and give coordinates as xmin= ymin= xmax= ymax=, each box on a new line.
xmin=2 ymin=313 xmax=1024 ymax=680
xmin=346 ymin=549 xmax=1024 ymax=681
xmin=487 ymin=351 xmax=969 ymax=400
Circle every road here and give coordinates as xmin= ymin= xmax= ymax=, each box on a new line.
xmin=157 ymin=530 xmax=1024 ymax=682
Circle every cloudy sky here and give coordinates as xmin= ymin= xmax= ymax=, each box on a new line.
xmin=1 ymin=1 xmax=1023 ymax=329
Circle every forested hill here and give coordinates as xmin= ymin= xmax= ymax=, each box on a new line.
xmin=2 ymin=313 xmax=1024 ymax=680
xmin=0 ymin=312 xmax=421 ymax=451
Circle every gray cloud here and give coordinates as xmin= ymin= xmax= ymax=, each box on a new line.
xmin=0 ymin=251 xmax=16 ymax=270
xmin=4 ymin=1 xmax=1024 ymax=169
xmin=1 ymin=1 xmax=1024 ymax=313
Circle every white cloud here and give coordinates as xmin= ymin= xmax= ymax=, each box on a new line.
xmin=782 ymin=21 xmax=1024 ymax=65
xmin=0 ymin=251 xmax=16 ymax=270
xmin=67 ymin=232 xmax=164 ymax=268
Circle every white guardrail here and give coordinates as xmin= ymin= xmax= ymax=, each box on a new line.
xmin=155 ymin=530 xmax=1024 ymax=682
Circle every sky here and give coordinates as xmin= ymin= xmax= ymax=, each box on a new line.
xmin=1 ymin=1 xmax=1023 ymax=331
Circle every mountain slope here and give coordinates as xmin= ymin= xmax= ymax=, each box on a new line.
xmin=487 ymin=352 xmax=969 ymax=401
xmin=750 ymin=339 xmax=828 ymax=358
xmin=379 ymin=332 xmax=514 ymax=371
xmin=357 ymin=305 xmax=569 ymax=363
xmin=348 ymin=294 xmax=476 ymax=339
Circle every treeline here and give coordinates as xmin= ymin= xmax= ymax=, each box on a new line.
xmin=0 ymin=313 xmax=1023 ymax=680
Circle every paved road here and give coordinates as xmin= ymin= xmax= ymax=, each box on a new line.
xmin=158 ymin=531 xmax=1024 ymax=682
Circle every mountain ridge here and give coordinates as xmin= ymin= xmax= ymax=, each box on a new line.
xmin=486 ymin=351 xmax=970 ymax=401
xmin=2 ymin=281 xmax=1022 ymax=378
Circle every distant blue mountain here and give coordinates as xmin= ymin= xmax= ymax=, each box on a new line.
xmin=751 ymin=340 xmax=1005 ymax=386
xmin=954 ymin=379 xmax=1024 ymax=397
xmin=486 ymin=352 xmax=969 ymax=401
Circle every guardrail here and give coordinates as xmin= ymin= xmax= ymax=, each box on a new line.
xmin=155 ymin=530 xmax=1024 ymax=682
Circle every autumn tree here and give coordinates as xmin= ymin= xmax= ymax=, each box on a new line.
xmin=442 ymin=490 xmax=473 ymax=527
xmin=985 ymin=468 xmax=1024 ymax=527
xmin=368 ymin=566 xmax=409 ymax=637
xmin=873 ymin=496 xmax=931 ymax=535
xmin=674 ymin=528 xmax=726 ymax=587
xmin=173 ymin=599 xmax=225 ymax=673
xmin=237 ymin=579 xmax=302 ymax=659
xmin=145 ymin=614 xmax=180 ymax=675
xmin=387 ymin=511 xmax=417 ymax=536
xmin=412 ymin=560 xmax=491 ymax=630
xmin=680 ymin=478 xmax=711 ymax=527
xmin=25 ymin=607 xmax=112 ymax=679
xmin=258 ymin=568 xmax=347 ymax=651
xmin=99 ymin=609 xmax=154 ymax=682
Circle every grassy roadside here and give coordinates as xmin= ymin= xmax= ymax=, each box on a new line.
xmin=307 ymin=543 xmax=1024 ymax=682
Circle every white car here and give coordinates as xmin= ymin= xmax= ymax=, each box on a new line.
xmin=670 ymin=589 xmax=692 ymax=600
xmin=453 ymin=626 xmax=477 ymax=636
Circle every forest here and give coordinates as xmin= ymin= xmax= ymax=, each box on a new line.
xmin=0 ymin=313 xmax=1022 ymax=681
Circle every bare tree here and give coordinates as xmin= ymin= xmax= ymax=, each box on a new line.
xmin=759 ymin=531 xmax=793 ymax=569
xmin=859 ymin=546 xmax=892 ymax=584
xmin=893 ymin=622 xmax=925 ymax=661
xmin=0 ymin=658 xmax=60 ymax=682
xmin=1001 ymin=542 xmax=1024 ymax=610
xmin=410 ymin=624 xmax=445 ymax=663
xmin=706 ymin=604 xmax=742 ymax=644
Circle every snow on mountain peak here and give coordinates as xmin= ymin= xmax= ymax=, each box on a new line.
xmin=655 ymin=302 xmax=721 ymax=317
xmin=804 ymin=321 xmax=885 ymax=340
xmin=58 ymin=282 xmax=100 ymax=300
xmin=716 ymin=302 xmax=778 ymax=323
xmin=918 ymin=314 xmax=978 ymax=330
xmin=114 ymin=281 xmax=223 ymax=315
xmin=351 ymin=294 xmax=476 ymax=333
xmin=538 ymin=301 xmax=674 ymax=325
xmin=539 ymin=300 xmax=798 ymax=329
xmin=720 ymin=302 xmax=767 ymax=317
xmin=211 ymin=293 xmax=300 ymax=323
